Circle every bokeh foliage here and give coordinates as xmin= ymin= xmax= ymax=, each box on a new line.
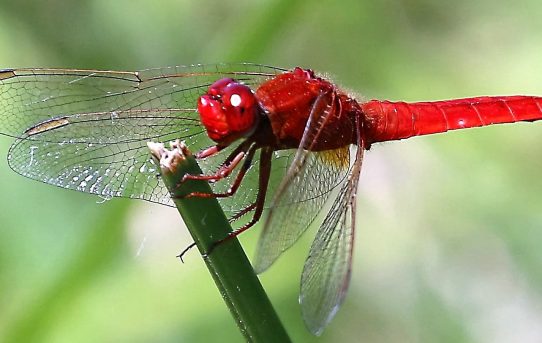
xmin=1 ymin=0 xmax=542 ymax=342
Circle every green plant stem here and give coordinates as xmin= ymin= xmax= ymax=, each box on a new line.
xmin=149 ymin=142 xmax=291 ymax=343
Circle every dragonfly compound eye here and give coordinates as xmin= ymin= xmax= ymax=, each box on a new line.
xmin=198 ymin=78 xmax=259 ymax=144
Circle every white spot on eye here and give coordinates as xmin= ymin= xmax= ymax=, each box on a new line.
xmin=230 ymin=94 xmax=242 ymax=107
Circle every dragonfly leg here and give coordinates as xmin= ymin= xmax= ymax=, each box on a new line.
xmin=195 ymin=145 xmax=223 ymax=159
xmin=181 ymin=151 xmax=244 ymax=183
xmin=178 ymin=140 xmax=253 ymax=185
xmin=184 ymin=144 xmax=257 ymax=199
xmin=228 ymin=203 xmax=257 ymax=223
xmin=206 ymin=147 xmax=273 ymax=255
xmin=176 ymin=241 xmax=197 ymax=262
xmin=176 ymin=147 xmax=257 ymax=260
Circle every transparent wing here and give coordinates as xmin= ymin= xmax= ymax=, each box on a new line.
xmin=7 ymin=109 xmax=199 ymax=204
xmin=0 ymin=63 xmax=286 ymax=207
xmin=253 ymin=91 xmax=351 ymax=273
xmin=253 ymin=148 xmax=350 ymax=272
xmin=209 ymin=146 xmax=295 ymax=218
xmin=300 ymin=145 xmax=364 ymax=336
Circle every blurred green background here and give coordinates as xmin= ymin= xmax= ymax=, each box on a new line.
xmin=1 ymin=0 xmax=542 ymax=342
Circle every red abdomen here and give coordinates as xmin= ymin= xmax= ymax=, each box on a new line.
xmin=362 ymin=96 xmax=542 ymax=143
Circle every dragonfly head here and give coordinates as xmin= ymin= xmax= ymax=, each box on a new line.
xmin=198 ymin=78 xmax=260 ymax=145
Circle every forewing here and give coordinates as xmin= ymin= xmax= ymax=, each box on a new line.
xmin=300 ymin=145 xmax=364 ymax=336
xmin=0 ymin=64 xmax=285 ymax=206
xmin=7 ymin=109 xmax=199 ymax=204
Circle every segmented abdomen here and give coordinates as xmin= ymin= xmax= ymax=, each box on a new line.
xmin=361 ymin=96 xmax=542 ymax=143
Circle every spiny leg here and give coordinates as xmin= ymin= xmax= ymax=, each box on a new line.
xmin=177 ymin=144 xmax=260 ymax=263
xmin=174 ymin=140 xmax=254 ymax=201
xmin=206 ymin=147 xmax=273 ymax=254
xmin=184 ymin=143 xmax=258 ymax=199
xmin=174 ymin=142 xmax=256 ymax=261
xmin=195 ymin=145 xmax=224 ymax=159
xmin=176 ymin=242 xmax=196 ymax=262
xmin=228 ymin=203 xmax=257 ymax=223
xmin=180 ymin=139 xmax=253 ymax=185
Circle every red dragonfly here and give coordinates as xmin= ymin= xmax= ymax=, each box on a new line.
xmin=1 ymin=63 xmax=541 ymax=335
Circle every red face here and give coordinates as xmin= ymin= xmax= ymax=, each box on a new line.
xmin=197 ymin=78 xmax=260 ymax=145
